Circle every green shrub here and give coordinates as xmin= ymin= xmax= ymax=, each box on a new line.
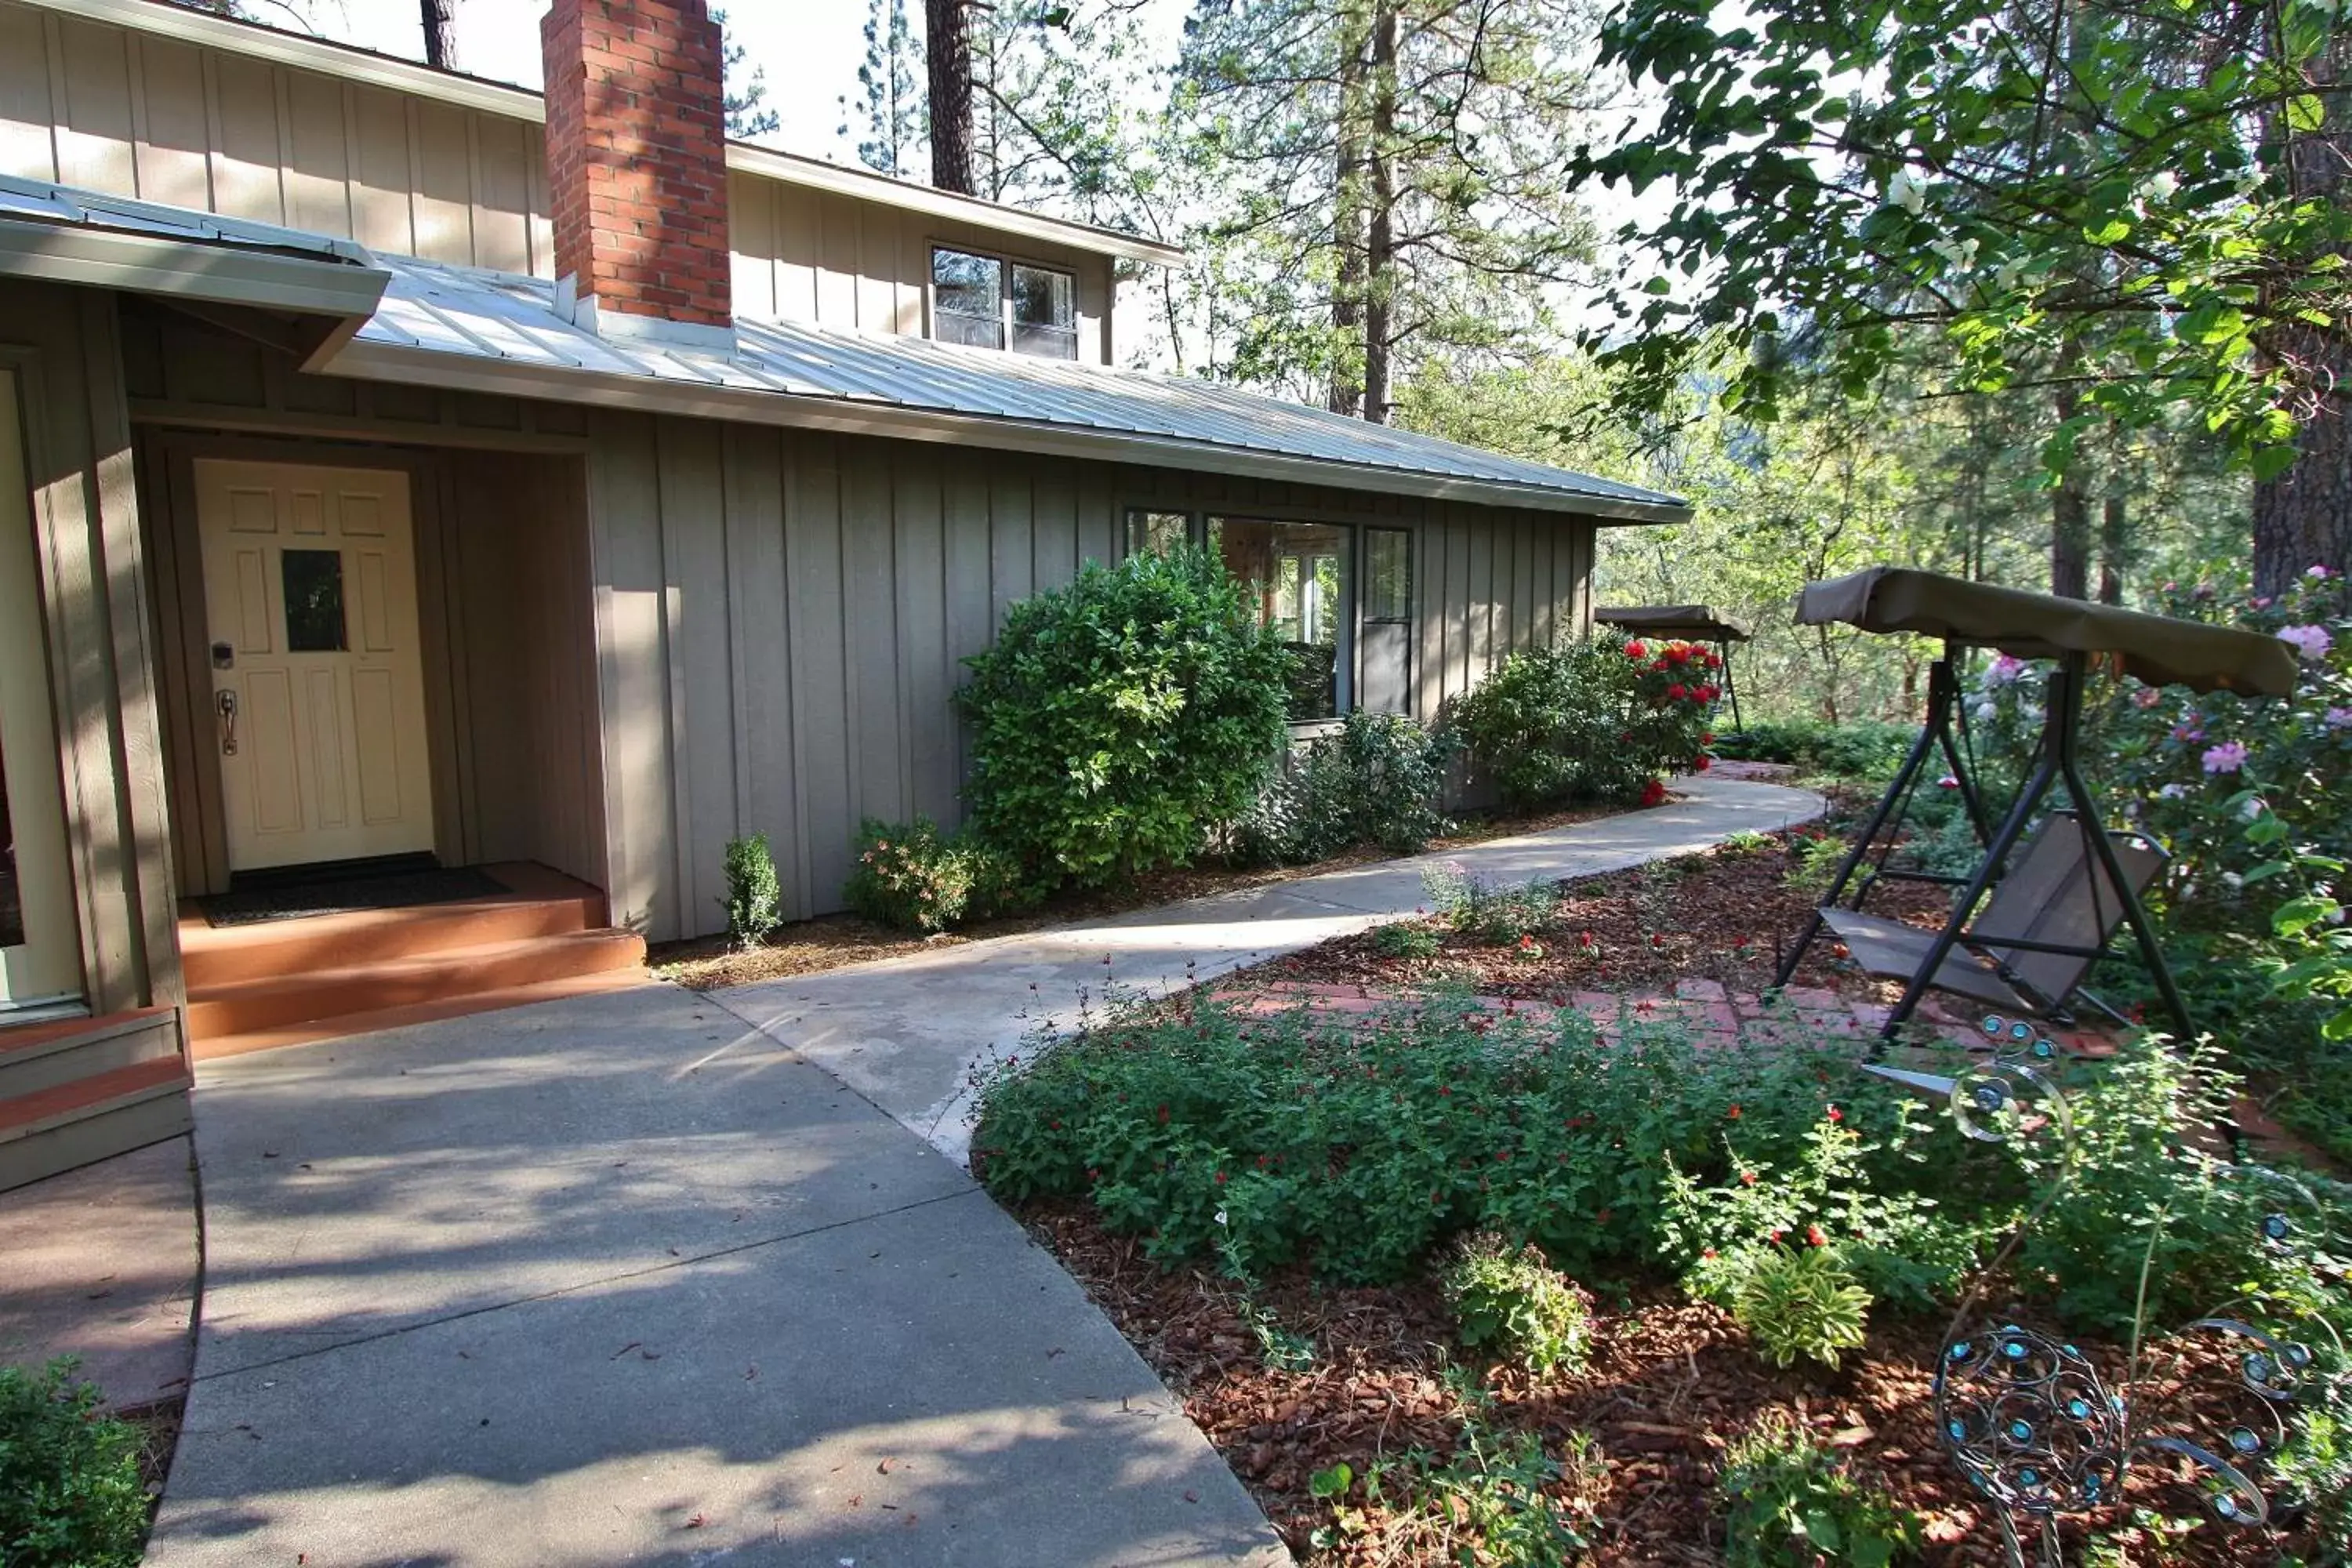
xmin=1733 ymin=1246 xmax=1872 ymax=1370
xmin=1421 ymin=864 xmax=1557 ymax=946
xmin=842 ymin=818 xmax=1029 ymax=933
xmin=1373 ymin=920 xmax=1443 ymax=959
xmin=1443 ymin=1233 xmax=1592 ymax=1377
xmin=1714 ymin=718 xmax=1917 ymax=781
xmin=956 ymin=546 xmax=1292 ymax=888
xmin=972 ymin=991 xmax=1941 ymax=1285
xmin=1451 ymin=635 xmax=1719 ymax=811
xmin=0 ymin=1359 xmax=149 ymax=1568
xmin=1717 ymin=1415 xmax=1920 ymax=1567
xmin=720 ymin=833 xmax=783 ymax=949
xmin=1235 ymin=711 xmax=1457 ymax=865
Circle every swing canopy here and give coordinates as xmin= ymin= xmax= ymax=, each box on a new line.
xmin=1596 ymin=604 xmax=1751 ymax=643
xmin=1796 ymin=567 xmax=2298 ymax=697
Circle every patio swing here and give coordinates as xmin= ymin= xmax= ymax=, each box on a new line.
xmin=1595 ymin=604 xmax=1751 ymax=729
xmin=1770 ymin=567 xmax=2299 ymax=1047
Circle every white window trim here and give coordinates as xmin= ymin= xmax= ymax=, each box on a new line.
xmin=927 ymin=243 xmax=1080 ymax=361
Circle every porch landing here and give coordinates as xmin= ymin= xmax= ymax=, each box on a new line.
xmin=180 ymin=862 xmax=648 ymax=1058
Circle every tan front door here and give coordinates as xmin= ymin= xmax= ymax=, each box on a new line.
xmin=194 ymin=460 xmax=435 ymax=873
xmin=0 ymin=368 xmax=82 ymax=1007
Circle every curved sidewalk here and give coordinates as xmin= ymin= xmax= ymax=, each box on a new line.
xmin=146 ymin=775 xmax=1817 ymax=1568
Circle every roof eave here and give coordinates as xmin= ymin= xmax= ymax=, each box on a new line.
xmin=0 ymin=218 xmax=390 ymax=317
xmin=323 ymin=338 xmax=1690 ymax=523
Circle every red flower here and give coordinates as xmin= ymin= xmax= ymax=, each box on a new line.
xmin=1702 ymin=1247 xmax=1718 ymax=1259
xmin=1701 ymin=731 xmax=1715 ymax=744
xmin=1740 ymin=1170 xmax=1758 ymax=1185
xmin=1807 ymin=1224 xmax=1828 ymax=1247
xmin=1727 ymin=1104 xmax=1742 ymax=1119
xmin=1667 ymin=683 xmax=1688 ymax=701
xmin=1668 ymin=644 xmax=1690 ymax=664
xmin=1214 ymin=1170 xmax=1228 ymax=1185
xmin=1706 ymin=652 xmax=1722 ymax=668
xmin=1827 ymin=1105 xmax=1843 ymax=1123
xmin=1625 ymin=640 xmax=1647 ymax=659
xmin=1768 ymin=1227 xmax=1785 ymax=1243
xmin=1639 ymin=778 xmax=1669 ymax=808
xmin=1695 ymin=755 xmax=1713 ymax=771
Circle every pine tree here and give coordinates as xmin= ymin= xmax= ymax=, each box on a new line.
xmin=843 ymin=0 xmax=926 ymax=179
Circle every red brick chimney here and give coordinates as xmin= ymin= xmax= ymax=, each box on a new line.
xmin=540 ymin=0 xmax=733 ymax=347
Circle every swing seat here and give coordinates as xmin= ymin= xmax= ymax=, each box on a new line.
xmin=1820 ymin=812 xmax=2164 ymax=1017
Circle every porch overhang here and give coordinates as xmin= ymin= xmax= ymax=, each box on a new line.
xmin=0 ymin=220 xmax=388 ymax=320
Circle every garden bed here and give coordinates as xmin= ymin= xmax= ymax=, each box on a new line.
xmin=650 ymin=797 xmax=1629 ymax=991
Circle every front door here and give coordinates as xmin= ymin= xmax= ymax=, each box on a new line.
xmin=194 ymin=460 xmax=435 ymax=873
xmin=0 ymin=367 xmax=82 ymax=1008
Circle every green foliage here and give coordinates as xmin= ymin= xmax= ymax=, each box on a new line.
xmin=1344 ymin=1388 xmax=1599 ymax=1567
xmin=720 ymin=833 xmax=782 ymax=949
xmin=1442 ymin=1234 xmax=1593 ymax=1377
xmin=1715 ymin=720 xmax=1917 ymax=782
xmin=1421 ymin=865 xmax=1558 ymax=947
xmin=1782 ymin=833 xmax=1849 ymax=898
xmin=1717 ymin=1416 xmax=1920 ymax=1568
xmin=0 ymin=1360 xmax=148 ymax=1568
xmin=1718 ymin=829 xmax=1775 ymax=856
xmin=956 ymin=546 xmax=1292 ymax=889
xmin=1234 ymin=711 xmax=1457 ymax=866
xmin=2276 ymin=1388 xmax=2352 ymax=1559
xmin=1732 ymin=1247 xmax=1873 ymax=1371
xmin=1372 ymin=920 xmax=1443 ymax=960
xmin=1450 ymin=636 xmax=1720 ymax=811
xmin=842 ymin=818 xmax=1029 ymax=934
xmin=971 ymin=991 xmax=1943 ymax=1286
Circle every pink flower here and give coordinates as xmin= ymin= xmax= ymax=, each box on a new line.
xmin=2278 ymin=624 xmax=2334 ymax=662
xmin=1985 ymin=654 xmax=2027 ymax=685
xmin=2310 ymin=564 xmax=2336 ymax=579
xmin=1937 ymin=774 xmax=1960 ymax=789
xmin=2132 ymin=687 xmax=2163 ymax=709
xmin=2326 ymin=706 xmax=2352 ymax=731
xmin=2201 ymin=741 xmax=2249 ymax=775
xmin=2253 ymin=595 xmax=2274 ymax=609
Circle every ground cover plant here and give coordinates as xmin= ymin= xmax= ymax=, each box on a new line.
xmin=0 ymin=1359 xmax=149 ymax=1568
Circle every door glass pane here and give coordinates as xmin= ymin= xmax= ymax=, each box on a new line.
xmin=1208 ymin=516 xmax=1349 ymax=720
xmin=1365 ymin=528 xmax=1410 ymax=622
xmin=0 ymin=764 xmax=21 ymax=948
xmin=281 ymin=549 xmax=347 ymax=652
xmin=932 ymin=248 xmax=1004 ymax=349
xmin=1362 ymin=528 xmax=1411 ymax=713
xmin=1124 ymin=509 xmax=1189 ymax=558
xmin=1011 ymin=264 xmax=1078 ymax=360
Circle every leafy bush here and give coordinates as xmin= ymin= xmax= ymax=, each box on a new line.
xmin=1443 ymin=1233 xmax=1593 ymax=1377
xmin=1714 ymin=718 xmax=1918 ymax=781
xmin=972 ymin=992 xmax=1947 ymax=1285
xmin=1373 ymin=920 xmax=1443 ymax=959
xmin=720 ymin=833 xmax=783 ymax=949
xmin=1732 ymin=1246 xmax=1872 ymax=1370
xmin=1234 ymin=710 xmax=1457 ymax=866
xmin=1451 ymin=634 xmax=1719 ymax=811
xmin=842 ymin=818 xmax=1029 ymax=933
xmin=956 ymin=546 xmax=1292 ymax=888
xmin=1422 ymin=864 xmax=1557 ymax=946
xmin=1716 ymin=1415 xmax=1920 ymax=1567
xmin=0 ymin=1359 xmax=148 ymax=1568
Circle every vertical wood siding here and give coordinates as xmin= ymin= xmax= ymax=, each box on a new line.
xmin=0 ymin=2 xmax=1112 ymax=355
xmin=587 ymin=420 xmax=1602 ymax=942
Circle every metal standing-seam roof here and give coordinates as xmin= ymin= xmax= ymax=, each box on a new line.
xmin=324 ymin=255 xmax=1690 ymax=523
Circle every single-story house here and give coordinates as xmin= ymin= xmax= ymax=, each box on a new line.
xmin=0 ymin=0 xmax=1686 ymax=1188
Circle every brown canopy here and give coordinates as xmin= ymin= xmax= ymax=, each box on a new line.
xmin=1595 ymin=604 xmax=1751 ymax=642
xmin=1795 ymin=567 xmax=2299 ymax=696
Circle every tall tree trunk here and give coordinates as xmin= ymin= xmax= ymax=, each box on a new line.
xmin=926 ymin=0 xmax=976 ymax=194
xmin=2050 ymin=382 xmax=2091 ymax=598
xmin=1329 ymin=21 xmax=1368 ymax=419
xmin=2097 ymin=490 xmax=2126 ymax=603
xmin=2255 ymin=29 xmax=2352 ymax=593
xmin=1360 ymin=2 xmax=1399 ymax=425
xmin=419 ymin=0 xmax=457 ymax=70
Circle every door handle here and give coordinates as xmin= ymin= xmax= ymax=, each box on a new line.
xmin=216 ymin=689 xmax=238 ymax=756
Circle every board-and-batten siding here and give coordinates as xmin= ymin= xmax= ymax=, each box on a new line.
xmin=588 ymin=412 xmax=1595 ymax=942
xmin=0 ymin=1 xmax=1114 ymax=359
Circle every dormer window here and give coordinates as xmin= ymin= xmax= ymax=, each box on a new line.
xmin=931 ymin=247 xmax=1080 ymax=361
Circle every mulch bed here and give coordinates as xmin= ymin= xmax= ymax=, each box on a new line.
xmin=650 ymin=800 xmax=1624 ymax=992
xmin=1025 ymin=1203 xmax=2305 ymax=1565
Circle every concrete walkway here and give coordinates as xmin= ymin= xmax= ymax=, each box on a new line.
xmin=146 ymin=775 xmax=1817 ymax=1568
xmin=717 ymin=775 xmax=1825 ymax=1163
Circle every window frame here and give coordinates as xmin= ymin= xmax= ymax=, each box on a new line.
xmin=927 ymin=243 xmax=1082 ymax=361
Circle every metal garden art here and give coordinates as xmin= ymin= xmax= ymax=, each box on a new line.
xmin=1877 ymin=1016 xmax=2345 ymax=1566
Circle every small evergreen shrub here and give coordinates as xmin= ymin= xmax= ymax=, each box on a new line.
xmin=1372 ymin=920 xmax=1443 ymax=959
xmin=1716 ymin=1415 xmax=1920 ymax=1567
xmin=1421 ymin=864 xmax=1556 ymax=946
xmin=1442 ymin=1233 xmax=1593 ymax=1377
xmin=720 ymin=833 xmax=783 ymax=949
xmin=1235 ymin=711 xmax=1458 ymax=866
xmin=0 ymin=1359 xmax=149 ymax=1568
xmin=843 ymin=818 xmax=1029 ymax=933
xmin=956 ymin=546 xmax=1293 ymax=889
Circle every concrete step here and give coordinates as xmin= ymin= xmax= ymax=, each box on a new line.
xmin=187 ymin=927 xmax=647 ymax=1045
xmin=191 ymin=967 xmax=653 ymax=1061
xmin=180 ymin=864 xmax=602 ymax=989
xmin=0 ymin=1007 xmax=181 ymax=1102
xmin=0 ymin=1057 xmax=194 ymax=1194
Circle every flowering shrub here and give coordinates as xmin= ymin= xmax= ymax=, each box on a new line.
xmin=1450 ymin=634 xmax=1720 ymax=811
xmin=842 ymin=817 xmax=1031 ymax=932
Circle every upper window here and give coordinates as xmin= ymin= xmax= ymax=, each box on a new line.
xmin=931 ymin=247 xmax=1080 ymax=361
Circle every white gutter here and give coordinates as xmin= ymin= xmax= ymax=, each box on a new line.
xmin=16 ymin=0 xmax=1185 ymax=268
xmin=0 ymin=218 xmax=388 ymax=316
xmin=322 ymin=336 xmax=1692 ymax=524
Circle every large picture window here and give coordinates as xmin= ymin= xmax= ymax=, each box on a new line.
xmin=931 ymin=247 xmax=1080 ymax=361
xmin=1210 ymin=516 xmax=1351 ymax=721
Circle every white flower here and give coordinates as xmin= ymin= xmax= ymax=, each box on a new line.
xmin=2158 ymin=782 xmax=2189 ymax=799
xmin=2222 ymin=871 xmax=2245 ymax=891
xmin=1975 ymin=701 xmax=1999 ymax=724
xmin=2241 ymin=795 xmax=2268 ymax=822
xmin=2136 ymin=170 xmax=2178 ymax=205
xmin=1886 ymin=169 xmax=1927 ymax=216
xmin=1214 ymin=1208 xmax=1229 ymax=1227
xmin=1929 ymin=235 xmax=1980 ymax=271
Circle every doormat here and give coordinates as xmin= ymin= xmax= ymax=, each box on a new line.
xmin=200 ymin=866 xmax=509 ymax=927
